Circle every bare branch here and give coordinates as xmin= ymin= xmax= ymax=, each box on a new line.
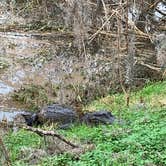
xmin=21 ymin=125 xmax=78 ymax=148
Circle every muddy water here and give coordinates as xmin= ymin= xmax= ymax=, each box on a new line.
xmin=0 ymin=31 xmax=86 ymax=109
xmin=0 ymin=32 xmax=51 ymax=102
xmin=0 ymin=81 xmax=13 ymax=94
xmin=0 ymin=110 xmax=21 ymax=122
xmin=0 ymin=107 xmax=28 ymax=122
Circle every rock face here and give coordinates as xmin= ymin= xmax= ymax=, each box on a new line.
xmin=37 ymin=104 xmax=78 ymax=126
xmin=81 ymin=111 xmax=115 ymax=126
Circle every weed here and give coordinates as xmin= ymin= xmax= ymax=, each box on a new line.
xmin=5 ymin=81 xmax=166 ymax=165
xmin=11 ymin=84 xmax=49 ymax=111
xmin=4 ymin=130 xmax=42 ymax=162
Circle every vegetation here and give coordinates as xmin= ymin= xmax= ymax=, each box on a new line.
xmin=0 ymin=58 xmax=9 ymax=70
xmin=0 ymin=1 xmax=165 ymax=165
xmin=4 ymin=81 xmax=166 ymax=165
xmin=11 ymin=84 xmax=50 ymax=111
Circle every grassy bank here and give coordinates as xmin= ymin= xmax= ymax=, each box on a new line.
xmin=3 ymin=81 xmax=166 ymax=166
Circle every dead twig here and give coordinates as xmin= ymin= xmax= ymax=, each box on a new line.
xmin=101 ymin=0 xmax=108 ymax=23
xmin=22 ymin=125 xmax=78 ymax=148
xmin=139 ymin=62 xmax=161 ymax=72
xmin=88 ymin=10 xmax=116 ymax=43
xmin=1 ymin=121 xmax=78 ymax=149
xmin=93 ymin=30 xmax=150 ymax=39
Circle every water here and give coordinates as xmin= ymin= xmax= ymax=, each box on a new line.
xmin=0 ymin=31 xmax=54 ymax=95
xmin=0 ymin=110 xmax=22 ymax=122
xmin=0 ymin=106 xmax=31 ymax=122
xmin=0 ymin=81 xmax=14 ymax=94
xmin=0 ymin=111 xmax=18 ymax=121
xmin=0 ymin=30 xmax=85 ymax=106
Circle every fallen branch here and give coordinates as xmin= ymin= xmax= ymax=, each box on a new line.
xmin=88 ymin=10 xmax=116 ymax=43
xmin=115 ymin=12 xmax=152 ymax=40
xmin=139 ymin=62 xmax=161 ymax=72
xmin=101 ymin=0 xmax=108 ymax=22
xmin=22 ymin=125 xmax=78 ymax=148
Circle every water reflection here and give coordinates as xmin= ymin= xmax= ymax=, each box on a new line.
xmin=0 ymin=81 xmax=13 ymax=94
xmin=0 ymin=111 xmax=20 ymax=122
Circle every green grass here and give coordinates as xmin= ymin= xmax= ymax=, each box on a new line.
xmin=40 ymin=108 xmax=166 ymax=166
xmin=87 ymin=81 xmax=166 ymax=112
xmin=4 ymin=130 xmax=42 ymax=162
xmin=3 ymin=81 xmax=166 ymax=166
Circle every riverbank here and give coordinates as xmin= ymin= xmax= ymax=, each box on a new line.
xmin=2 ymin=81 xmax=166 ymax=165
